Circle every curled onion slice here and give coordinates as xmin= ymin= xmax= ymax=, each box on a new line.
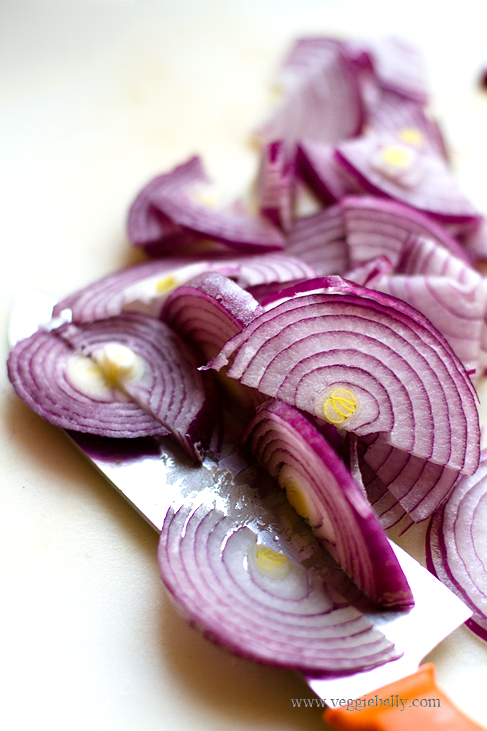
xmin=426 ymin=451 xmax=487 ymax=641
xmin=254 ymin=38 xmax=365 ymax=150
xmin=208 ymin=276 xmax=480 ymax=474
xmin=372 ymin=272 xmax=487 ymax=379
xmin=52 ymin=252 xmax=316 ymax=325
xmin=335 ymin=132 xmax=481 ymax=226
xmin=296 ymin=141 xmax=362 ymax=205
xmin=161 ymin=272 xmax=264 ymax=362
xmin=244 ymin=399 xmax=413 ymax=608
xmin=341 ymin=196 xmax=470 ymax=268
xmin=158 ymin=501 xmax=401 ymax=674
xmin=254 ymin=140 xmax=294 ymax=230
xmin=8 ymin=313 xmax=218 ymax=461
xmin=128 ymin=155 xmax=285 ymax=255
xmin=286 ymin=204 xmax=348 ymax=275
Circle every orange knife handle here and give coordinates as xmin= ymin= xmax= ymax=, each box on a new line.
xmin=323 ymin=663 xmax=484 ymax=731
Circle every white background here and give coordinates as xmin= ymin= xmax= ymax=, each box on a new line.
xmin=1 ymin=1 xmax=487 ymax=729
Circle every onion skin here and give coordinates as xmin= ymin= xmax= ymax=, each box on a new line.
xmin=426 ymin=451 xmax=487 ymax=642
xmin=8 ymin=313 xmax=219 ymax=462
xmin=244 ymin=398 xmax=414 ymax=608
xmin=208 ymin=276 xmax=480 ymax=475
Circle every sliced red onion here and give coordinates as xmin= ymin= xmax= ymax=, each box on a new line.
xmin=395 ymin=234 xmax=477 ymax=280
xmin=244 ymin=399 xmax=413 ymax=608
xmin=128 ymin=155 xmax=285 ymax=254
xmin=360 ymin=463 xmax=412 ymax=531
xmin=462 ymin=218 xmax=487 ymax=265
xmin=362 ymin=434 xmax=460 ymax=522
xmin=161 ymin=272 xmax=264 ymax=362
xmin=365 ymin=36 xmax=429 ymax=104
xmin=343 ymin=255 xmax=393 ymax=287
xmin=286 ymin=204 xmax=349 ymax=275
xmin=335 ymin=132 xmax=481 ymax=226
xmin=366 ymin=89 xmax=448 ymax=161
xmin=254 ymin=140 xmax=294 ymax=230
xmin=127 ymin=156 xmax=208 ymax=253
xmin=426 ymin=451 xmax=487 ymax=641
xmin=341 ymin=195 xmax=470 ymax=267
xmin=158 ymin=500 xmax=401 ymax=674
xmin=296 ymin=140 xmax=363 ymax=205
xmin=372 ymin=272 xmax=487 ymax=379
xmin=8 ymin=313 xmax=218 ymax=461
xmin=254 ymin=38 xmax=365 ymax=149
xmin=52 ymin=253 xmax=316 ymax=325
xmin=208 ymin=276 xmax=480 ymax=474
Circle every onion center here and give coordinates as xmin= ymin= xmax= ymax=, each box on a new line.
xmin=91 ymin=342 xmax=145 ymax=387
xmin=248 ymin=544 xmax=291 ymax=579
xmin=398 ymin=127 xmax=424 ymax=147
xmin=372 ymin=143 xmax=421 ymax=186
xmin=322 ymin=387 xmax=358 ymax=425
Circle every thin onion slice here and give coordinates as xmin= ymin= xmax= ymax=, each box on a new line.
xmin=244 ymin=398 xmax=413 ymax=608
xmin=335 ymin=133 xmax=481 ymax=226
xmin=158 ymin=500 xmax=401 ymax=674
xmin=362 ymin=434 xmax=460 ymax=522
xmin=161 ymin=272 xmax=264 ymax=362
xmin=285 ymin=204 xmax=349 ymax=275
xmin=341 ymin=195 xmax=470 ymax=267
xmin=8 ymin=313 xmax=219 ymax=461
xmin=52 ymin=252 xmax=316 ymax=324
xmin=254 ymin=140 xmax=294 ymax=230
xmin=128 ymin=155 xmax=285 ymax=255
xmin=254 ymin=37 xmax=365 ymax=150
xmin=207 ymin=276 xmax=480 ymax=474
xmin=426 ymin=451 xmax=487 ymax=641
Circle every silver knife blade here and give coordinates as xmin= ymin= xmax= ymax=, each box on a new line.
xmin=9 ymin=289 xmax=472 ymax=703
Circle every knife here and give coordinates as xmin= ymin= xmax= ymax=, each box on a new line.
xmin=8 ymin=290 xmax=485 ymax=731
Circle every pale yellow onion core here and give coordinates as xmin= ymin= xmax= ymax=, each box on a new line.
xmin=323 ymin=388 xmax=357 ymax=425
xmin=281 ymin=476 xmax=310 ymax=520
xmin=91 ymin=342 xmax=144 ymax=387
xmin=253 ymin=545 xmax=291 ymax=579
xmin=398 ymin=127 xmax=424 ymax=148
xmin=380 ymin=143 xmax=415 ymax=170
xmin=155 ymin=274 xmax=177 ymax=293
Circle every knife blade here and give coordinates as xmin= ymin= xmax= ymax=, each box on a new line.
xmin=8 ymin=290 xmax=485 ymax=730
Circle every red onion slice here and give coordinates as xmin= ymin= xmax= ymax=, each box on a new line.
xmin=286 ymin=204 xmax=349 ymax=275
xmin=341 ymin=196 xmax=470 ymax=268
xmin=335 ymin=133 xmax=481 ymax=226
xmin=52 ymin=252 xmax=316 ymax=325
xmin=426 ymin=451 xmax=487 ymax=641
xmin=254 ymin=140 xmax=294 ymax=230
xmin=158 ymin=500 xmax=401 ymax=674
xmin=254 ymin=38 xmax=365 ymax=149
xmin=208 ymin=277 xmax=480 ymax=474
xmin=127 ymin=156 xmax=207 ymax=253
xmin=365 ymin=36 xmax=429 ymax=104
xmin=8 ymin=313 xmax=219 ymax=461
xmin=366 ymin=90 xmax=448 ymax=161
xmin=372 ymin=273 xmax=487 ymax=379
xmin=362 ymin=434 xmax=460 ymax=522
xmin=128 ymin=155 xmax=285 ymax=254
xmin=161 ymin=272 xmax=264 ymax=362
xmin=296 ymin=140 xmax=362 ymax=205
xmin=244 ymin=399 xmax=413 ymax=608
